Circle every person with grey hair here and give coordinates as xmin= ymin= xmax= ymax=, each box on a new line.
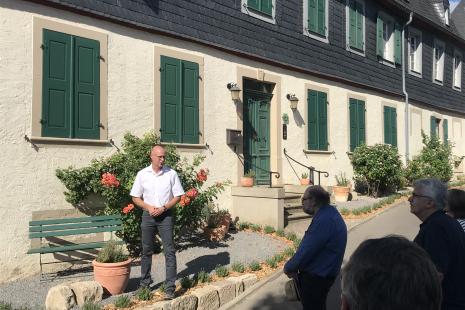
xmin=409 ymin=178 xmax=465 ymax=310
xmin=284 ymin=185 xmax=347 ymax=310
xmin=341 ymin=235 xmax=442 ymax=310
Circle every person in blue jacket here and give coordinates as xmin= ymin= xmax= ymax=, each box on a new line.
xmin=284 ymin=185 xmax=347 ymax=310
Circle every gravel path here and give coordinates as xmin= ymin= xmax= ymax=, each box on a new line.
xmin=0 ymin=230 xmax=288 ymax=309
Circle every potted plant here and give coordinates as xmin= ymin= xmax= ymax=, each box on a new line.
xmin=333 ymin=172 xmax=351 ymax=202
xmin=240 ymin=170 xmax=255 ymax=187
xmin=203 ymin=207 xmax=231 ymax=242
xmin=300 ymin=172 xmax=311 ymax=185
xmin=92 ymin=240 xmax=132 ymax=295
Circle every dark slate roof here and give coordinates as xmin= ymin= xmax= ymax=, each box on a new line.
xmin=452 ymin=0 xmax=465 ymax=39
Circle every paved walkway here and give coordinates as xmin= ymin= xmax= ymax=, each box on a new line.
xmin=224 ymin=201 xmax=420 ymax=310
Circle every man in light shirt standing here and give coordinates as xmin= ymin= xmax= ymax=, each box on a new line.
xmin=130 ymin=145 xmax=184 ymax=299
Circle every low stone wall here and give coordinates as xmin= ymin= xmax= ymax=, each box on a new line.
xmin=231 ymin=187 xmax=285 ymax=229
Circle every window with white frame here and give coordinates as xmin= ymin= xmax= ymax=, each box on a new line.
xmin=453 ymin=51 xmax=462 ymax=90
xmin=303 ymin=0 xmax=329 ymax=42
xmin=408 ymin=28 xmax=422 ymax=75
xmin=346 ymin=0 xmax=365 ymax=54
xmin=376 ymin=13 xmax=402 ymax=64
xmin=241 ymin=0 xmax=276 ymax=24
xmin=433 ymin=39 xmax=445 ymax=83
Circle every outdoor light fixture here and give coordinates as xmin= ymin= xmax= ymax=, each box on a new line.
xmin=227 ymin=82 xmax=241 ymax=101
xmin=286 ymin=94 xmax=299 ymax=110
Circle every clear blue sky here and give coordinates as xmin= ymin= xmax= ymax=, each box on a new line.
xmin=451 ymin=0 xmax=461 ymax=12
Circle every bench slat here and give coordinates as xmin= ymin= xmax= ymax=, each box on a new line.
xmin=29 ymin=226 xmax=122 ymax=239
xmin=29 ymin=214 xmax=122 ymax=226
xmin=29 ymin=219 xmax=122 ymax=232
xmin=27 ymin=241 xmax=122 ymax=254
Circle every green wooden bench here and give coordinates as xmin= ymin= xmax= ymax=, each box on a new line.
xmin=27 ymin=214 xmax=123 ymax=277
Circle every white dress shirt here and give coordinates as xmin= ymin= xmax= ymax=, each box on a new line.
xmin=130 ymin=165 xmax=184 ymax=208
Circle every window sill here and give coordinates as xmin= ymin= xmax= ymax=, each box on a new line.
xmin=347 ymin=46 xmax=365 ymax=57
xmin=29 ymin=136 xmax=111 ymax=146
xmin=453 ymin=86 xmax=462 ymax=92
xmin=433 ymin=79 xmax=444 ymax=86
xmin=304 ymin=31 xmax=329 ymax=44
xmin=242 ymin=6 xmax=276 ymax=24
xmin=379 ymin=59 xmax=396 ymax=68
xmin=160 ymin=142 xmax=208 ymax=150
xmin=303 ymin=149 xmax=333 ymax=155
xmin=408 ymin=70 xmax=422 ymax=79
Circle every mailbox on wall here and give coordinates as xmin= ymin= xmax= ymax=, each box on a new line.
xmin=226 ymin=129 xmax=242 ymax=146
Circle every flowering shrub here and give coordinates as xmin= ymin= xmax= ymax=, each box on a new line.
xmin=56 ymin=132 xmax=229 ymax=256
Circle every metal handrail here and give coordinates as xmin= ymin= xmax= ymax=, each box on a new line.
xmin=283 ymin=148 xmax=329 ymax=185
xmin=236 ymin=154 xmax=280 ymax=187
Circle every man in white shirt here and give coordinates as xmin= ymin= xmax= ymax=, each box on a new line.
xmin=130 ymin=145 xmax=184 ymax=299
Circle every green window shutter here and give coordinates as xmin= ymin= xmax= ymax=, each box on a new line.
xmin=73 ymin=36 xmax=100 ymax=139
xmin=42 ymin=29 xmax=72 ymax=138
xmin=391 ymin=108 xmax=397 ymax=147
xmin=181 ymin=60 xmax=199 ymax=144
xmin=317 ymin=91 xmax=328 ymax=150
xmin=430 ymin=116 xmax=437 ymax=138
xmin=443 ymin=119 xmax=448 ymax=144
xmin=355 ymin=2 xmax=364 ymax=50
xmin=260 ymin=0 xmax=273 ymax=16
xmin=308 ymin=90 xmax=318 ymax=150
xmin=317 ymin=0 xmax=326 ymax=36
xmin=376 ymin=16 xmax=384 ymax=57
xmin=348 ymin=1 xmax=356 ymax=48
xmin=357 ymin=100 xmax=366 ymax=146
xmin=160 ymin=56 xmax=181 ymax=143
xmin=308 ymin=0 xmax=317 ymax=33
xmin=394 ymin=23 xmax=402 ymax=65
xmin=247 ymin=0 xmax=260 ymax=11
xmin=349 ymin=98 xmax=358 ymax=152
xmin=384 ymin=106 xmax=391 ymax=145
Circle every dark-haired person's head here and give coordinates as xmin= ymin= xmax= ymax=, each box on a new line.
xmin=446 ymin=189 xmax=465 ymax=219
xmin=301 ymin=185 xmax=330 ymax=215
xmin=341 ymin=235 xmax=441 ymax=310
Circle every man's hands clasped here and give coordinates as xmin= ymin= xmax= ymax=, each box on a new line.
xmin=147 ymin=205 xmax=166 ymax=217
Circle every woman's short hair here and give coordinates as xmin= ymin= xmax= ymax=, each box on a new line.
xmin=447 ymin=189 xmax=465 ymax=219
xmin=341 ymin=235 xmax=442 ymax=310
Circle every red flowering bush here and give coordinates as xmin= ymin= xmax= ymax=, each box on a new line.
xmin=56 ymin=132 xmax=229 ymax=256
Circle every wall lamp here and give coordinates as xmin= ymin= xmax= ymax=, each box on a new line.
xmin=227 ymin=82 xmax=241 ymax=101
xmin=286 ymin=94 xmax=299 ymax=110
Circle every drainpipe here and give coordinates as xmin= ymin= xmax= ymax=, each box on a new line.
xmin=402 ymin=12 xmax=413 ymax=164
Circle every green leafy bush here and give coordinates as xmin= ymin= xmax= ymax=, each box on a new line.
xmin=114 ymin=295 xmax=132 ymax=307
xmin=263 ymin=225 xmax=275 ymax=234
xmin=180 ymin=276 xmax=194 ymax=289
xmin=231 ymin=262 xmax=245 ymax=273
xmin=196 ymin=269 xmax=211 ymax=283
xmin=136 ymin=287 xmax=152 ymax=301
xmin=96 ymin=240 xmax=128 ymax=263
xmin=215 ymin=265 xmax=229 ymax=277
xmin=405 ymin=132 xmax=453 ymax=183
xmin=56 ymin=132 xmax=229 ymax=256
xmin=249 ymin=261 xmax=262 ymax=271
xmin=350 ymin=143 xmax=403 ymax=197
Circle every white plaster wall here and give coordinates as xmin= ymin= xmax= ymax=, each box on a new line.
xmin=2 ymin=0 xmax=465 ymax=283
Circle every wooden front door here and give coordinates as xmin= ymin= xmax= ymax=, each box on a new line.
xmin=243 ymin=80 xmax=272 ymax=185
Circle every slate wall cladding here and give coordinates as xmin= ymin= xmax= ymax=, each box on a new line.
xmin=34 ymin=0 xmax=465 ymax=113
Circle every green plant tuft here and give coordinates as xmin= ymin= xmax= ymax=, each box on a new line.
xmin=340 ymin=208 xmax=350 ymax=216
xmin=180 ymin=276 xmax=194 ymax=289
xmin=249 ymin=261 xmax=262 ymax=271
xmin=96 ymin=240 xmax=128 ymax=263
xmin=286 ymin=232 xmax=298 ymax=242
xmin=275 ymin=229 xmax=286 ymax=237
xmin=283 ymin=247 xmax=296 ymax=257
xmin=293 ymin=237 xmax=302 ymax=248
xmin=215 ymin=265 xmax=229 ymax=277
xmin=81 ymin=301 xmax=102 ymax=310
xmin=266 ymin=257 xmax=277 ymax=268
xmin=158 ymin=282 xmax=167 ymax=293
xmin=263 ymin=225 xmax=275 ymax=234
xmin=237 ymin=222 xmax=250 ymax=231
xmin=250 ymin=224 xmax=261 ymax=232
xmin=195 ymin=269 xmax=211 ymax=283
xmin=136 ymin=287 xmax=152 ymax=301
xmin=335 ymin=172 xmax=350 ymax=186
xmin=114 ymin=295 xmax=132 ymax=308
xmin=231 ymin=262 xmax=245 ymax=273
xmin=273 ymin=253 xmax=285 ymax=263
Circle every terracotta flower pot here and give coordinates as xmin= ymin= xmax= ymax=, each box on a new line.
xmin=204 ymin=215 xmax=231 ymax=241
xmin=92 ymin=258 xmax=132 ymax=295
xmin=300 ymin=179 xmax=310 ymax=185
xmin=333 ymin=186 xmax=350 ymax=202
xmin=240 ymin=177 xmax=254 ymax=187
